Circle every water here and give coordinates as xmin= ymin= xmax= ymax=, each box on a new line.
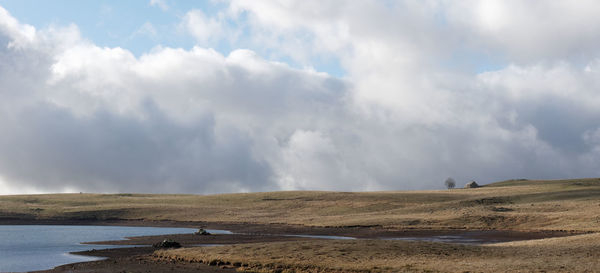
xmin=382 ymin=231 xmax=528 ymax=245
xmin=0 ymin=225 xmax=197 ymax=273
xmin=204 ymin=229 xmax=233 ymax=235
xmin=0 ymin=225 xmax=537 ymax=272
xmin=284 ymin=234 xmax=355 ymax=240
xmin=386 ymin=235 xmax=494 ymax=244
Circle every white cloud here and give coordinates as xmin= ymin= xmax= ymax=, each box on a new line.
xmin=445 ymin=0 xmax=600 ymax=63
xmin=3 ymin=2 xmax=600 ymax=194
xmin=277 ymin=130 xmax=370 ymax=191
xmin=134 ymin=22 xmax=158 ymax=38
xmin=215 ymin=0 xmax=600 ymax=184
xmin=149 ymin=0 xmax=169 ymax=11
xmin=0 ymin=7 xmax=348 ymax=193
xmin=0 ymin=6 xmax=36 ymax=48
xmin=181 ymin=9 xmax=228 ymax=45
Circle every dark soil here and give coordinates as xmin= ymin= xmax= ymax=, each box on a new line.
xmin=33 ymin=247 xmax=235 ymax=273
xmin=31 ymin=230 xmax=319 ymax=273
xmin=85 ymin=233 xmax=314 ymax=246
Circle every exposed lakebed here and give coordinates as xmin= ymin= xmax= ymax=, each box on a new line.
xmin=0 ymin=225 xmax=571 ymax=272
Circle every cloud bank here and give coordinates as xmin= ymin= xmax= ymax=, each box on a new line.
xmin=2 ymin=1 xmax=600 ymax=194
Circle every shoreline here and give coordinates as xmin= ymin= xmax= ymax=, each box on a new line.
xmin=2 ymin=219 xmax=582 ymax=273
xmin=0 ymin=218 xmax=583 ymax=238
xmin=33 ymin=246 xmax=237 ymax=273
xmin=3 ymin=180 xmax=599 ymax=272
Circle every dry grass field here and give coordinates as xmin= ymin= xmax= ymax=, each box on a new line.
xmin=3 ymin=178 xmax=600 ymax=272
xmin=157 ymin=233 xmax=600 ymax=272
xmin=1 ymin=178 xmax=600 ymax=231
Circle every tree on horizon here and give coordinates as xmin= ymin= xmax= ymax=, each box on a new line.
xmin=445 ymin=177 xmax=456 ymax=189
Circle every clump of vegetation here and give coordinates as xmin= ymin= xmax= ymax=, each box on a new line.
xmin=153 ymin=239 xmax=181 ymax=249
xmin=194 ymin=228 xmax=211 ymax=235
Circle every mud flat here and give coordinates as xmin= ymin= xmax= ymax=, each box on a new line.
xmin=32 ymin=223 xmax=581 ymax=273
xmin=35 ymin=246 xmax=235 ymax=273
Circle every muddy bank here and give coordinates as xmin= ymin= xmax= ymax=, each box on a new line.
xmin=84 ymin=229 xmax=574 ymax=247
xmin=0 ymin=218 xmax=580 ymax=240
xmin=35 ymin=233 xmax=315 ymax=273
xmin=34 ymin=247 xmax=235 ymax=273
xmin=5 ymin=219 xmax=581 ymax=273
xmin=85 ymin=233 xmax=315 ymax=246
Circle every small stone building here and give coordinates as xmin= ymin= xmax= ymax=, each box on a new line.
xmin=465 ymin=181 xmax=480 ymax=188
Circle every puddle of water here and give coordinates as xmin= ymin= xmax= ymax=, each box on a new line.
xmin=381 ymin=231 xmax=542 ymax=245
xmin=385 ymin=236 xmax=497 ymax=244
xmin=204 ymin=229 xmax=233 ymax=235
xmin=284 ymin=234 xmax=356 ymax=240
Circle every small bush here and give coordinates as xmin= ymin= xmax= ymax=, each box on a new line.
xmin=153 ymin=239 xmax=182 ymax=249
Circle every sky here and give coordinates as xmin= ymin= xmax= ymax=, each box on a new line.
xmin=1 ymin=1 xmax=600 ymax=194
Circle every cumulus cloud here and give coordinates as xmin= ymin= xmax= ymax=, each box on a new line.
xmin=222 ymin=0 xmax=600 ymax=180
xmin=445 ymin=0 xmax=600 ymax=63
xmin=0 ymin=6 xmax=346 ymax=193
xmin=149 ymin=0 xmax=169 ymax=11
xmin=133 ymin=22 xmax=158 ymax=39
xmin=2 ymin=1 xmax=600 ymax=194
xmin=181 ymin=9 xmax=231 ymax=45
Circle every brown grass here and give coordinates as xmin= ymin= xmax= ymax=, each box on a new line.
xmin=2 ymin=178 xmax=600 ymax=232
xmin=3 ymin=178 xmax=600 ymax=272
xmin=157 ymin=233 xmax=600 ymax=272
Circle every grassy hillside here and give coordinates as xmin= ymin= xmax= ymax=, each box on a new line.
xmin=2 ymin=178 xmax=600 ymax=231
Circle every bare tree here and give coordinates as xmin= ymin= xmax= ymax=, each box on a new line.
xmin=445 ymin=177 xmax=456 ymax=189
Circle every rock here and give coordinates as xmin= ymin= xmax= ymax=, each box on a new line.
xmin=152 ymin=239 xmax=181 ymax=249
xmin=465 ymin=181 xmax=480 ymax=188
xmin=194 ymin=228 xmax=211 ymax=235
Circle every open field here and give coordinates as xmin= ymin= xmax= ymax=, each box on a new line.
xmin=2 ymin=178 xmax=600 ymax=231
xmin=4 ymin=178 xmax=600 ymax=272
xmin=157 ymin=233 xmax=600 ymax=272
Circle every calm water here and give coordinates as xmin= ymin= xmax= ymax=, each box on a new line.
xmin=0 ymin=225 xmax=198 ymax=273
xmin=386 ymin=234 xmax=497 ymax=244
xmin=284 ymin=234 xmax=355 ymax=240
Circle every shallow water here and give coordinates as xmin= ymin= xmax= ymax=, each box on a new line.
xmin=284 ymin=234 xmax=356 ymax=240
xmin=0 ymin=225 xmax=197 ymax=272
xmin=386 ymin=234 xmax=497 ymax=244
xmin=381 ymin=230 xmax=544 ymax=244
xmin=203 ymin=229 xmax=233 ymax=235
